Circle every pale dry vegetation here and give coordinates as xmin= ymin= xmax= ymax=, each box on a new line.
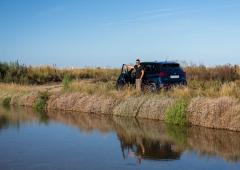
xmin=65 ymin=79 xmax=240 ymax=99
xmin=0 ymin=61 xmax=119 ymax=84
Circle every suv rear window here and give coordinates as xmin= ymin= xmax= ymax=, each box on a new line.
xmin=161 ymin=63 xmax=182 ymax=72
xmin=162 ymin=63 xmax=180 ymax=68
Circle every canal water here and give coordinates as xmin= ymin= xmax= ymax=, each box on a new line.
xmin=0 ymin=106 xmax=240 ymax=170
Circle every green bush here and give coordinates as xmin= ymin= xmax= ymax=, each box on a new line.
xmin=165 ymin=99 xmax=189 ymax=126
xmin=2 ymin=97 xmax=11 ymax=107
xmin=62 ymin=74 xmax=72 ymax=90
xmin=33 ymin=91 xmax=50 ymax=112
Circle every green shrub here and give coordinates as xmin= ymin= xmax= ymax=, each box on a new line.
xmin=2 ymin=97 xmax=11 ymax=107
xmin=165 ymin=99 xmax=189 ymax=126
xmin=33 ymin=91 xmax=50 ymax=112
xmin=62 ymin=74 xmax=72 ymax=90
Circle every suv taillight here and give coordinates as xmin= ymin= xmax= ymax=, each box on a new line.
xmin=159 ymin=71 xmax=168 ymax=77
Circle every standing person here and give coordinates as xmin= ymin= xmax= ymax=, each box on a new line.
xmin=134 ymin=59 xmax=144 ymax=91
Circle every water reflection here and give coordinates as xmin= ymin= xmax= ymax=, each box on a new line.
xmin=119 ymin=137 xmax=180 ymax=164
xmin=0 ymin=106 xmax=48 ymax=130
xmin=0 ymin=115 xmax=9 ymax=130
xmin=1 ymin=106 xmax=240 ymax=163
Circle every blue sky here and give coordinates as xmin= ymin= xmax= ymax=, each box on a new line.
xmin=1 ymin=0 xmax=240 ymax=67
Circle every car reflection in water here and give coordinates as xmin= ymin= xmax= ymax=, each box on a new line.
xmin=118 ymin=134 xmax=181 ymax=164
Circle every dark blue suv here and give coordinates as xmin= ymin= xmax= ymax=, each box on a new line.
xmin=116 ymin=61 xmax=187 ymax=90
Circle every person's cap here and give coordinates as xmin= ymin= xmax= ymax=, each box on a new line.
xmin=136 ymin=59 xmax=140 ymax=62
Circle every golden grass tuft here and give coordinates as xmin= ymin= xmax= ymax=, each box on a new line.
xmin=220 ymin=82 xmax=240 ymax=98
xmin=67 ymin=80 xmax=139 ymax=99
xmin=185 ymin=64 xmax=239 ymax=82
xmin=0 ymin=83 xmax=33 ymax=94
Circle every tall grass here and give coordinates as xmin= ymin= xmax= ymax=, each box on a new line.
xmin=185 ymin=64 xmax=240 ymax=82
xmin=1 ymin=61 xmax=239 ymax=85
xmin=64 ymin=78 xmax=240 ymax=100
xmin=219 ymin=81 xmax=240 ymax=98
xmin=164 ymin=99 xmax=189 ymax=126
xmin=62 ymin=74 xmax=72 ymax=90
xmin=67 ymin=80 xmax=139 ymax=99
xmin=0 ymin=61 xmax=119 ymax=85
xmin=0 ymin=83 xmax=33 ymax=94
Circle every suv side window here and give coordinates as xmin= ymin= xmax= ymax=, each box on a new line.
xmin=143 ymin=64 xmax=158 ymax=74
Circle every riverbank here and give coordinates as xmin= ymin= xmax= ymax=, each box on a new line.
xmin=1 ymin=82 xmax=240 ymax=132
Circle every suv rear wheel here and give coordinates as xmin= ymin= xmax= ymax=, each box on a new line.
xmin=143 ymin=83 xmax=157 ymax=92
